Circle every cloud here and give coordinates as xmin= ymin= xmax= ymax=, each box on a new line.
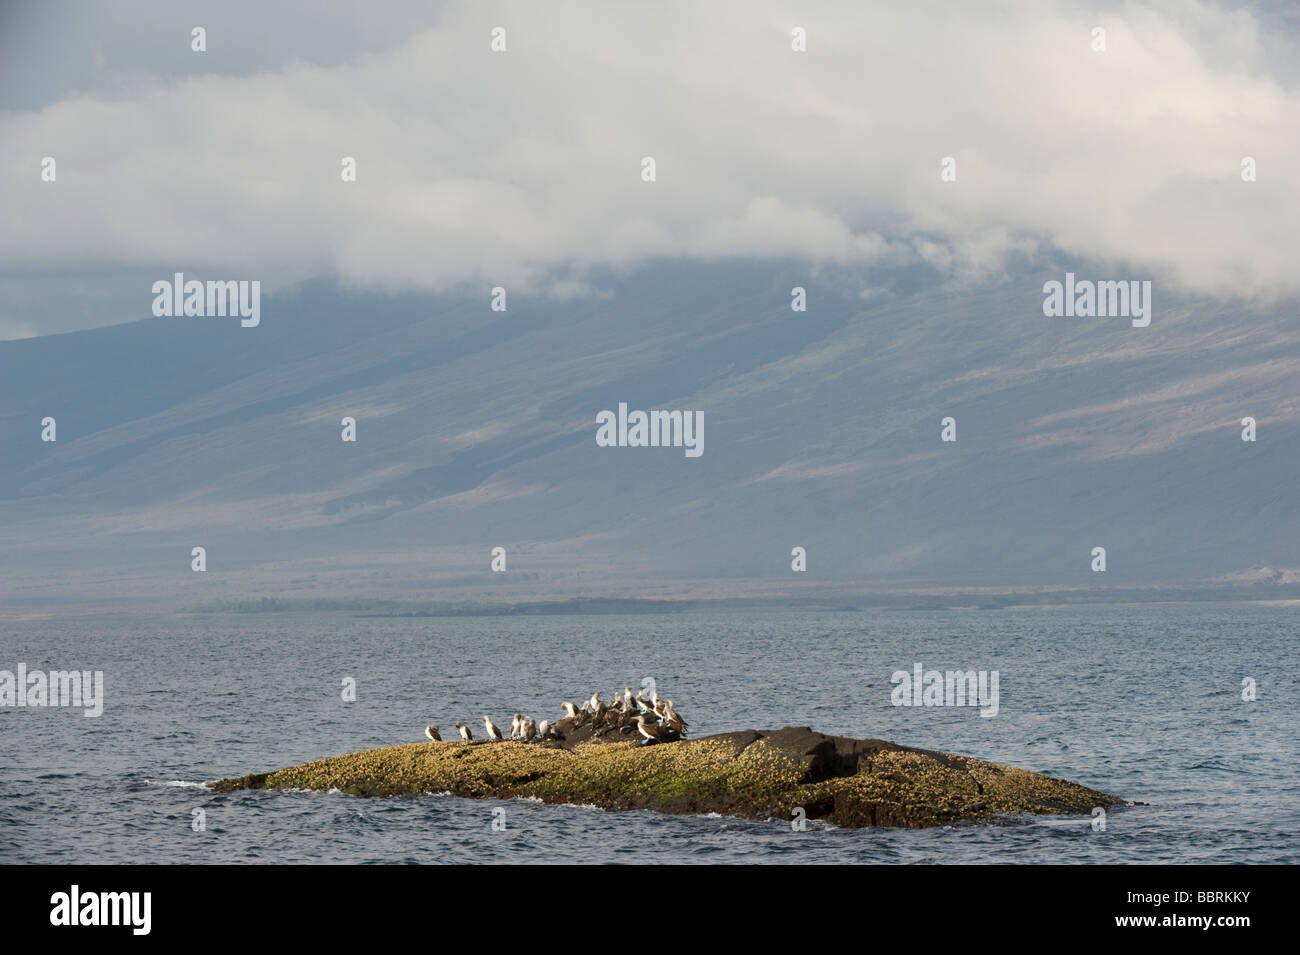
xmin=0 ymin=317 xmax=38 ymax=341
xmin=2 ymin=0 xmax=1298 ymax=323
xmin=749 ymin=461 xmax=870 ymax=484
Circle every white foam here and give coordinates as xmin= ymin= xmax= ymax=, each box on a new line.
xmin=146 ymin=779 xmax=209 ymax=789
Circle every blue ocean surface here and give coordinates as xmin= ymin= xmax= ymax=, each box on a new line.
xmin=1 ymin=606 xmax=1295 ymax=864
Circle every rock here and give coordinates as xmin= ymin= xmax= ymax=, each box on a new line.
xmin=210 ymin=726 xmax=1121 ymax=829
xmin=537 ymin=717 xmax=682 ymax=749
xmin=209 ymin=771 xmax=269 ymax=793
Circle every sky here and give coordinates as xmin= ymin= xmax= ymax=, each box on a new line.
xmin=2 ymin=0 xmax=1299 ymax=340
xmin=0 ymin=1 xmax=1297 ymax=608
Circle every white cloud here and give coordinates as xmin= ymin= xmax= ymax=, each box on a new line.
xmin=2 ymin=0 xmax=1297 ymax=313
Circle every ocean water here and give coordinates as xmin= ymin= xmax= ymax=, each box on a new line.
xmin=1 ymin=606 xmax=1296 ymax=864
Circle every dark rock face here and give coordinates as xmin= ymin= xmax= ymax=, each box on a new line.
xmin=754 ymin=726 xmax=906 ymax=779
xmin=210 ymin=772 xmax=269 ymax=793
xmin=539 ymin=718 xmax=683 ymax=749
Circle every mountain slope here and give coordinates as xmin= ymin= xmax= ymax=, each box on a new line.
xmin=1 ymin=263 xmax=1296 ymax=610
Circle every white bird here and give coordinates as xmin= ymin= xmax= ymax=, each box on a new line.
xmin=509 ymin=713 xmax=523 ymax=739
xmin=623 ymin=687 xmax=634 ymax=710
xmin=482 ymin=715 xmax=504 ymax=741
xmin=424 ymin=725 xmax=441 ymax=741
xmin=561 ymin=701 xmax=579 ymax=719
xmin=588 ymin=691 xmax=601 ymax=711
xmin=537 ymin=719 xmax=551 ymax=738
xmin=455 ymin=721 xmax=473 ymax=742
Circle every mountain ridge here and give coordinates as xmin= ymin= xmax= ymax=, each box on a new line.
xmin=2 ymin=262 xmax=1295 ymax=610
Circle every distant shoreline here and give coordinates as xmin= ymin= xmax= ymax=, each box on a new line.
xmin=176 ymin=591 xmax=1300 ymax=617
xmin=4 ymin=592 xmax=1295 ymax=622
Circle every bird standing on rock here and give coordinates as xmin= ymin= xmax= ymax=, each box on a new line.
xmin=591 ymin=696 xmax=609 ymax=731
xmin=612 ymin=705 xmax=636 ymax=733
xmin=636 ymin=714 xmax=667 ymax=744
xmin=563 ymin=700 xmax=589 ymax=727
xmin=426 ymin=688 xmax=684 ymax=747
xmin=662 ymin=701 xmax=688 ymax=733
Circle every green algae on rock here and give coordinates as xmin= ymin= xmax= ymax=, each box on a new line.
xmin=210 ymin=726 xmax=1121 ymax=829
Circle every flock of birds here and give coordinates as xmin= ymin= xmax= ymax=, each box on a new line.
xmin=424 ymin=687 xmax=689 ymax=746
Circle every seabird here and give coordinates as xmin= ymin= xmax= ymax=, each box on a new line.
xmin=424 ymin=725 xmax=441 ymax=741
xmin=614 ymin=705 xmax=637 ymax=733
xmin=662 ymin=700 xmax=688 ymax=732
xmin=522 ymin=718 xmax=537 ymax=742
xmin=509 ymin=713 xmax=523 ymax=739
xmin=455 ymin=721 xmax=473 ymax=742
xmin=635 ymin=714 xmax=666 ymax=745
xmin=551 ymin=716 xmax=580 ymax=738
xmin=537 ymin=719 xmax=551 ymax=738
xmin=623 ymin=687 xmax=634 ymax=710
xmin=563 ymin=700 xmax=590 ymax=727
xmin=560 ymin=701 xmax=579 ymax=719
xmin=587 ymin=691 xmax=601 ymax=711
xmin=482 ymin=715 xmax=504 ymax=741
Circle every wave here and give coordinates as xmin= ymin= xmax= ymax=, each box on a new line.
xmin=144 ymin=779 xmax=210 ymax=789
